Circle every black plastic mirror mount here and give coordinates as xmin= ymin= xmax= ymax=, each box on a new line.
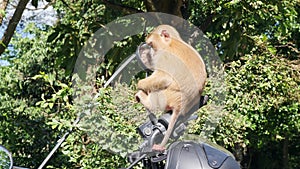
xmin=0 ymin=145 xmax=13 ymax=169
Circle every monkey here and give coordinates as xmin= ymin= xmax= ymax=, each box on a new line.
xmin=135 ymin=25 xmax=207 ymax=151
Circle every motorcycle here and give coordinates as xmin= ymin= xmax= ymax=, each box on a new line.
xmin=119 ymin=94 xmax=240 ymax=169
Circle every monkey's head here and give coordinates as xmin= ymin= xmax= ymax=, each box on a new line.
xmin=146 ymin=25 xmax=182 ymax=51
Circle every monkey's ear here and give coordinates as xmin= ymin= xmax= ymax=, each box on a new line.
xmin=161 ymin=30 xmax=170 ymax=41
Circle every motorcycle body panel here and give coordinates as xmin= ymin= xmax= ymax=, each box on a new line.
xmin=165 ymin=141 xmax=240 ymax=169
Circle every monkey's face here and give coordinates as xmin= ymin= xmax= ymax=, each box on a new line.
xmin=146 ymin=33 xmax=162 ymax=51
xmin=146 ymin=29 xmax=171 ymax=51
xmin=146 ymin=25 xmax=182 ymax=51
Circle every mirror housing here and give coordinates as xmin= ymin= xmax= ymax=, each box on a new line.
xmin=0 ymin=145 xmax=13 ymax=169
xmin=135 ymin=42 xmax=154 ymax=72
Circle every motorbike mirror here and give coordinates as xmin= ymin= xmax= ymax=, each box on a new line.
xmin=135 ymin=43 xmax=154 ymax=72
xmin=0 ymin=145 xmax=13 ymax=169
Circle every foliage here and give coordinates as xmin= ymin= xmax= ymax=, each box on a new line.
xmin=78 ymin=84 xmax=144 ymax=156
xmin=190 ymin=0 xmax=300 ymax=62
xmin=0 ymin=0 xmax=299 ymax=169
xmin=0 ymin=25 xmax=72 ymax=168
xmin=0 ymin=22 xmax=131 ymax=168
xmin=221 ymin=41 xmax=300 ymax=168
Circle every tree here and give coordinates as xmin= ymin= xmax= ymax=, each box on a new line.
xmin=224 ymin=47 xmax=300 ymax=168
xmin=0 ymin=0 xmax=30 ymax=55
xmin=1 ymin=0 xmax=299 ymax=168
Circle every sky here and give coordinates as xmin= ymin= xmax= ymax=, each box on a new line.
xmin=0 ymin=1 xmax=57 ymax=66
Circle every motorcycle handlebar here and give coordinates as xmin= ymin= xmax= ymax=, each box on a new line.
xmin=124 ymin=95 xmax=210 ymax=169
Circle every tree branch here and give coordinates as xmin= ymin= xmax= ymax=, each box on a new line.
xmin=0 ymin=0 xmax=30 ymax=56
xmin=144 ymin=0 xmax=186 ymax=17
xmin=11 ymin=1 xmax=54 ymax=11
xmin=102 ymin=0 xmax=144 ymax=14
xmin=60 ymin=0 xmax=76 ymax=13
xmin=200 ymin=13 xmax=214 ymax=32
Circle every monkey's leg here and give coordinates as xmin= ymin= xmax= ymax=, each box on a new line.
xmin=137 ymin=71 xmax=171 ymax=92
xmin=136 ymin=90 xmax=167 ymax=113
xmin=135 ymin=90 xmax=152 ymax=110
xmin=152 ymin=109 xmax=180 ymax=151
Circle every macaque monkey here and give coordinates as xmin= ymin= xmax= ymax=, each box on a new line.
xmin=135 ymin=25 xmax=207 ymax=151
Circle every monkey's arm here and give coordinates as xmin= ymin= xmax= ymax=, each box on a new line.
xmin=137 ymin=71 xmax=172 ymax=92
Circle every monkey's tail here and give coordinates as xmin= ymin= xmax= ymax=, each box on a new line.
xmin=160 ymin=110 xmax=180 ymax=147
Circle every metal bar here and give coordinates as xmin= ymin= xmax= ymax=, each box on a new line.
xmin=37 ymin=116 xmax=81 ymax=169
xmin=126 ymin=154 xmax=147 ymax=169
xmin=37 ymin=131 xmax=70 ymax=169
xmin=104 ymin=54 xmax=136 ymax=88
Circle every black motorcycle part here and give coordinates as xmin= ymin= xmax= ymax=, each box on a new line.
xmin=165 ymin=141 xmax=240 ymax=169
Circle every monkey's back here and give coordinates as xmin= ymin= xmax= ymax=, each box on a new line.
xmin=153 ymin=49 xmax=202 ymax=113
xmin=167 ymin=39 xmax=207 ymax=93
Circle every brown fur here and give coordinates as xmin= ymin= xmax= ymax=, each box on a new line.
xmin=135 ymin=25 xmax=206 ymax=150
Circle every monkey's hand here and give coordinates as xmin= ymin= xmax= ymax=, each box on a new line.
xmin=152 ymin=144 xmax=166 ymax=152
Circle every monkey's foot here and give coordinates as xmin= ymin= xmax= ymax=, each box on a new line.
xmin=152 ymin=144 xmax=166 ymax=152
